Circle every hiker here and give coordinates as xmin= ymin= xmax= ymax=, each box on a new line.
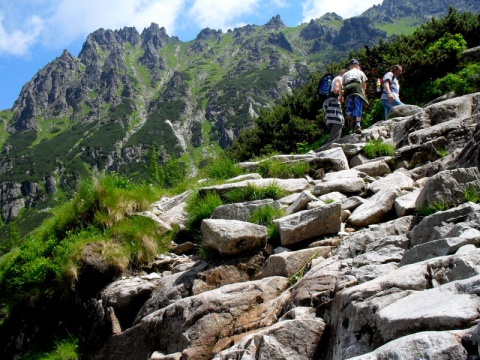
xmin=381 ymin=64 xmax=404 ymax=119
xmin=342 ymin=59 xmax=368 ymax=134
xmin=322 ymin=69 xmax=347 ymax=149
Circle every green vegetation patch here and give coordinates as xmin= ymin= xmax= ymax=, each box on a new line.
xmin=185 ymin=191 xmax=224 ymax=242
xmin=376 ymin=17 xmax=422 ymax=36
xmin=363 ymin=139 xmax=396 ymax=159
xmin=23 ymin=337 xmax=79 ymax=360
xmin=209 ymin=67 xmax=288 ymax=128
xmin=110 ymin=98 xmax=135 ymax=121
xmin=0 ymin=174 xmax=166 ymax=308
xmin=200 ymin=156 xmax=244 ymax=180
xmin=33 ymin=115 xmax=72 ymax=146
xmin=0 ymin=110 xmax=13 ymax=150
xmin=249 ymin=205 xmax=285 ymax=239
xmin=224 ymin=182 xmax=288 ymax=204
xmin=257 ymin=158 xmax=310 ymax=179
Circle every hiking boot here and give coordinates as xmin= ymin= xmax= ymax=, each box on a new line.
xmin=346 ymin=115 xmax=355 ymax=131
xmin=354 ymin=125 xmax=362 ymax=134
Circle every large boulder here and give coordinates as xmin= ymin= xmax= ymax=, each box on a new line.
xmin=274 ymin=202 xmax=342 ymax=246
xmin=415 ymin=167 xmax=480 ymax=211
xmin=201 ymin=219 xmax=268 ymax=256
xmin=349 ymin=187 xmax=403 ymax=228
xmin=347 ymin=331 xmax=468 ymax=360
xmin=98 ymin=277 xmax=291 ymax=360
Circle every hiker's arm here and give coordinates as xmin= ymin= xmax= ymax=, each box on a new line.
xmin=338 ymin=81 xmax=345 ymax=103
xmin=334 ymin=79 xmax=341 ymax=95
xmin=383 ymin=80 xmax=394 ymax=101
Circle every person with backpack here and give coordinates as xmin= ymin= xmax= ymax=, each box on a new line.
xmin=342 ymin=59 xmax=368 ymax=134
xmin=320 ymin=69 xmax=347 ymax=150
xmin=381 ymin=64 xmax=404 ymax=119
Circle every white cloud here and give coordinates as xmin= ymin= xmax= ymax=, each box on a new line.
xmin=0 ymin=0 xmax=385 ymax=57
xmin=186 ymin=0 xmax=260 ymax=31
xmin=44 ymin=0 xmax=187 ymax=47
xmin=269 ymin=0 xmax=289 ymax=8
xmin=0 ymin=13 xmax=44 ymax=56
xmin=301 ymin=0 xmax=382 ymax=22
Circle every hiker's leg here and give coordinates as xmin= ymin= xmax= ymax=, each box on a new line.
xmin=321 ymin=122 xmax=343 ymax=150
xmin=382 ymin=98 xmax=404 ymax=119
xmin=353 ymin=96 xmax=363 ymax=131
xmin=381 ymin=99 xmax=391 ymax=119
xmin=345 ymin=97 xmax=355 ymax=130
xmin=328 ymin=122 xmax=343 ymax=143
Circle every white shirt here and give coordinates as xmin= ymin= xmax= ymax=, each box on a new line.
xmin=381 ymin=71 xmax=400 ymax=100
xmin=343 ymin=68 xmax=367 ymax=84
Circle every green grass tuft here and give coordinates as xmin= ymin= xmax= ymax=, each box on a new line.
xmin=248 ymin=206 xmax=285 ymax=238
xmin=257 ymin=159 xmax=310 ymax=179
xmin=185 ymin=191 xmax=224 ymax=240
xmin=23 ymin=337 xmax=79 ymax=360
xmin=418 ymin=200 xmax=450 ymax=216
xmin=201 ymin=156 xmax=244 ymax=180
xmin=464 ymin=184 xmax=480 ymax=203
xmin=362 ymin=140 xmax=396 ymax=159
xmin=224 ymin=182 xmax=287 ymax=204
xmin=0 ymin=173 xmax=167 ymax=310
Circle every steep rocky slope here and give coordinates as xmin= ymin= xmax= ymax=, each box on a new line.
xmin=90 ymin=92 xmax=479 ymax=359
xmin=2 ymin=87 xmax=479 ymax=358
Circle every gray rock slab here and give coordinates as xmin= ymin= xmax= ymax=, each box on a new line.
xmin=376 ymin=275 xmax=480 ymax=343
xmin=409 ymin=202 xmax=480 ymax=247
xmin=257 ymin=246 xmax=332 ymax=278
xmin=314 ymin=147 xmax=350 ymax=171
xmin=313 ymin=177 xmax=366 ymax=196
xmin=201 ymin=219 xmax=268 ymax=256
xmin=349 ymin=187 xmax=402 ymax=228
xmin=199 ymin=178 xmax=309 ymax=197
xmin=274 ymin=202 xmax=342 ymax=246
xmin=286 ymin=190 xmax=318 ymax=214
xmin=353 ymin=159 xmax=391 ymax=178
xmin=368 ymin=169 xmax=414 ymax=193
xmin=212 ymin=199 xmax=279 ymax=221
xmin=400 ymin=236 xmax=480 ymax=265
xmin=415 ymin=167 xmax=480 ymax=211
xmin=346 ymin=331 xmax=467 ymax=360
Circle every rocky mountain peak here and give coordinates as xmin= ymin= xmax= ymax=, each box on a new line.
xmin=196 ymin=27 xmax=223 ymax=41
xmin=141 ymin=23 xmax=176 ymax=50
xmin=264 ymin=15 xmax=286 ymax=31
xmin=12 ymin=49 xmax=83 ymax=131
xmin=300 ymin=18 xmax=337 ymax=42
xmin=362 ymin=0 xmax=480 ymax=22
xmin=59 ymin=48 xmax=74 ymax=61
xmin=334 ymin=16 xmax=386 ymax=50
xmin=117 ymin=26 xmax=141 ymax=46
xmin=319 ymin=12 xmax=343 ymax=21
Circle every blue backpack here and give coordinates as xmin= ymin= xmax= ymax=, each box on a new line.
xmin=317 ymin=73 xmax=335 ymax=99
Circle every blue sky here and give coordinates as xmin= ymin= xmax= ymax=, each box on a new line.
xmin=0 ymin=0 xmax=382 ymax=110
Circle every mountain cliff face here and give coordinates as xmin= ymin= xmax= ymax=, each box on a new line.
xmin=0 ymin=0 xmax=478 ymax=225
xmin=362 ymin=0 xmax=480 ymax=22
